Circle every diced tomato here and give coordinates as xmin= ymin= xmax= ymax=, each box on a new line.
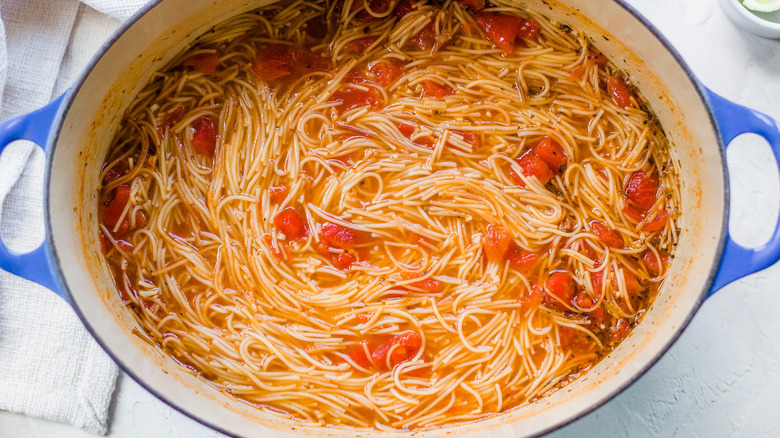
xmin=457 ymin=0 xmax=485 ymax=11
xmin=411 ymin=22 xmax=436 ymax=51
xmin=296 ymin=47 xmax=333 ymax=76
xmin=191 ymin=116 xmax=217 ymax=157
xmin=414 ymin=136 xmax=435 ymax=149
xmin=533 ymin=137 xmax=567 ymax=173
xmin=330 ymin=87 xmax=382 ymax=113
xmin=625 ymin=170 xmax=659 ymax=211
xmin=588 ymin=52 xmax=608 ymax=65
xmin=159 ymin=105 xmax=185 ymax=137
xmin=371 ymin=330 xmax=422 ymax=369
xmin=322 ymin=223 xmax=361 ymax=248
xmin=644 ymin=209 xmax=668 ymax=232
xmin=346 ymin=345 xmax=372 ymax=369
xmin=274 ymin=207 xmax=308 ymax=240
xmin=643 ymin=250 xmax=669 ymax=276
xmin=344 ymin=36 xmax=377 ymax=52
xmin=569 ymin=64 xmax=585 ymax=81
xmin=115 ymin=239 xmax=133 ymax=252
xmin=182 ymin=51 xmax=219 ymax=74
xmin=558 ymin=325 xmax=579 ymax=350
xmin=344 ymin=69 xmax=368 ymax=84
xmin=610 ymin=318 xmax=630 ymax=343
xmin=400 ymin=271 xmax=442 ymax=293
xmin=253 ymin=44 xmax=295 ymax=81
xmin=421 ymin=80 xmax=453 ymax=98
xmin=591 ymin=270 xmax=604 ymax=292
xmin=395 ymin=0 xmax=415 ymax=17
xmin=506 ymin=243 xmax=537 ymax=271
xmin=102 ymin=160 xmax=129 ymax=184
xmin=135 ymin=211 xmax=147 ymax=229
xmin=516 ymin=149 xmax=555 ymax=185
xmin=269 ymin=185 xmax=288 ymax=204
xmin=398 ymin=122 xmax=416 ymax=137
xmin=517 ymin=17 xmax=540 ymax=40
xmin=484 ymin=224 xmax=512 ymax=262
xmin=316 ymin=239 xmax=331 ymax=256
xmin=103 ymin=185 xmax=131 ymax=229
xmin=607 ymin=75 xmax=633 ymax=109
xmin=476 ymin=12 xmax=524 ymax=55
xmin=590 ymin=220 xmax=623 ymax=248
xmin=333 ymin=252 xmax=356 ymax=270
xmin=521 ymin=284 xmax=545 ymax=310
xmin=622 ymin=200 xmax=645 ymax=223
xmin=544 ymin=271 xmax=576 ymax=311
xmin=369 ymin=60 xmax=404 ymax=87
xmin=574 ymin=293 xmax=605 ymax=323
xmin=253 ymin=44 xmax=331 ymax=83
xmin=622 ymin=270 xmax=643 ymax=297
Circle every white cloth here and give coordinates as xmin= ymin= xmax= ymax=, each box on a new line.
xmin=0 ymin=1 xmax=147 ymax=435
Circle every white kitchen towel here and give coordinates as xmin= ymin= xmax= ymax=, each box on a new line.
xmin=0 ymin=0 xmax=147 ymax=435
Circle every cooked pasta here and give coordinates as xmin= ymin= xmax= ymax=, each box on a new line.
xmin=98 ymin=0 xmax=679 ymax=429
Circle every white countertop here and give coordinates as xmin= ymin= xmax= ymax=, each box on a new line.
xmin=2 ymin=0 xmax=780 ymax=436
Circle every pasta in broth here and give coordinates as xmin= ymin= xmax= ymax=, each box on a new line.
xmin=98 ymin=0 xmax=680 ymax=429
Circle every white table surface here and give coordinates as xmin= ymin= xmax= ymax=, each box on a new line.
xmin=2 ymin=0 xmax=780 ymax=437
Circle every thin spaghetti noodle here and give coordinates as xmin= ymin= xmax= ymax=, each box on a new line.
xmin=98 ymin=0 xmax=679 ymax=429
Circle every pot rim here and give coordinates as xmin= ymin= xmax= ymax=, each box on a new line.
xmin=43 ymin=0 xmax=729 ymax=436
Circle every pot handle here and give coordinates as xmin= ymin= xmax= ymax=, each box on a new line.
xmin=0 ymin=95 xmax=66 ymax=298
xmin=706 ymin=88 xmax=780 ymax=294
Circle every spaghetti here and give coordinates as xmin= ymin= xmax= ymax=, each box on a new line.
xmin=98 ymin=0 xmax=679 ymax=429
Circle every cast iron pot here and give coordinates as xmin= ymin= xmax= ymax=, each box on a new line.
xmin=1 ymin=0 xmax=779 ymax=436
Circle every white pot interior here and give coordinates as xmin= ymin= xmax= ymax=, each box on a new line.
xmin=46 ymin=0 xmax=726 ymax=436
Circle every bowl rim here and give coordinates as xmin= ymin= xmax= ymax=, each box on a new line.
xmin=42 ymin=0 xmax=728 ymax=436
xmin=720 ymin=0 xmax=780 ymax=33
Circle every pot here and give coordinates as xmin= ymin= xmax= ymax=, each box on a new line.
xmin=1 ymin=0 xmax=779 ymax=436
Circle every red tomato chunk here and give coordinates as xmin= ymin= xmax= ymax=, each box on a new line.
xmin=544 ymin=271 xmax=575 ymax=311
xmin=330 ymin=87 xmax=383 ymax=113
xmin=395 ymin=0 xmax=415 ymax=16
xmin=411 ymin=23 xmax=436 ymax=51
xmin=182 ymin=51 xmax=219 ymax=74
xmin=516 ymin=149 xmax=555 ymax=185
xmin=191 ymin=116 xmax=217 ymax=157
xmin=484 ymin=224 xmax=512 ymax=262
xmin=103 ymin=185 xmax=131 ymax=229
xmin=421 ymin=80 xmax=453 ymax=98
xmin=607 ymin=75 xmax=633 ymax=109
xmin=253 ymin=44 xmax=332 ymax=83
xmin=512 ymin=137 xmax=567 ymax=186
xmin=521 ymin=285 xmax=545 ymax=310
xmin=369 ymin=60 xmax=404 ymax=88
xmin=533 ymin=137 xmax=567 ymax=173
xmin=625 ymin=170 xmax=659 ymax=211
xmin=506 ymin=244 xmax=537 ymax=271
xmin=274 ymin=207 xmax=308 ymax=240
xmin=644 ymin=209 xmax=668 ymax=232
xmin=333 ymin=252 xmax=357 ymax=270
xmin=590 ymin=220 xmax=623 ymax=248
xmin=322 ymin=223 xmax=361 ymax=248
xmin=476 ymin=13 xmax=539 ymax=55
xmin=371 ymin=330 xmax=422 ymax=369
